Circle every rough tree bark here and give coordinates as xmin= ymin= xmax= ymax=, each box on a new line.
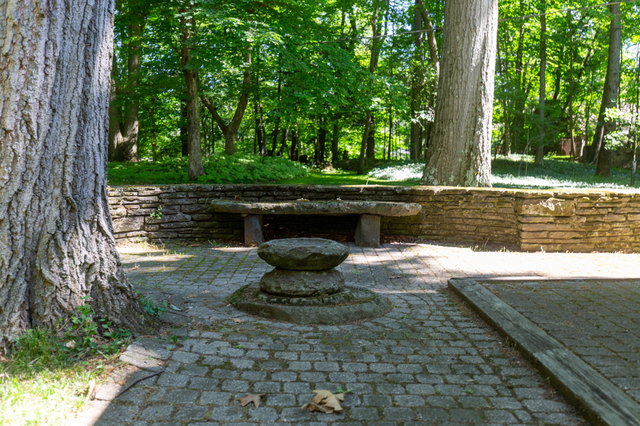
xmin=592 ymin=3 xmax=621 ymax=176
xmin=0 ymin=0 xmax=151 ymax=347
xmin=179 ymin=8 xmax=205 ymax=180
xmin=421 ymin=0 xmax=498 ymax=187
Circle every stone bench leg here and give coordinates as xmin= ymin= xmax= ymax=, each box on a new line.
xmin=355 ymin=214 xmax=381 ymax=248
xmin=243 ymin=214 xmax=264 ymax=246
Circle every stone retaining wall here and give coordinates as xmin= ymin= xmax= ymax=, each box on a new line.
xmin=108 ymin=185 xmax=640 ymax=252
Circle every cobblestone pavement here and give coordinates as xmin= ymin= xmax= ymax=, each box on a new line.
xmin=480 ymin=279 xmax=640 ymax=405
xmin=73 ymin=241 xmax=640 ymax=425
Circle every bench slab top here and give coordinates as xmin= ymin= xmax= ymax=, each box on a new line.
xmin=210 ymin=199 xmax=422 ymax=217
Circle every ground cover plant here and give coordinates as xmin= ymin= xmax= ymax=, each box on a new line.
xmin=108 ymin=154 xmax=308 ymax=186
xmin=0 ymin=300 xmax=144 ymax=425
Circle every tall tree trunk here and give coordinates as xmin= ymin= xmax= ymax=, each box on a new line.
xmin=0 ymin=0 xmax=151 ymax=347
xmin=366 ymin=114 xmax=375 ymax=159
xmin=108 ymin=54 xmax=124 ymax=161
xmin=179 ymin=9 xmax=204 ymax=180
xmin=318 ymin=118 xmax=327 ymax=163
xmin=535 ymin=0 xmax=547 ymax=166
xmin=279 ymin=127 xmax=290 ymax=157
xmin=331 ymin=122 xmax=341 ymax=166
xmin=202 ymin=51 xmax=252 ymax=156
xmin=511 ymin=9 xmax=526 ymax=150
xmin=290 ymin=125 xmax=299 ymax=161
xmin=415 ymin=0 xmax=440 ymax=72
xmin=358 ymin=5 xmax=383 ymax=175
xmin=120 ymin=2 xmax=145 ymax=163
xmin=593 ymin=3 xmax=622 ymax=175
xmin=421 ymin=0 xmax=498 ymax=187
xmin=180 ymin=100 xmax=189 ymax=156
xmin=410 ymin=0 xmax=424 ymax=160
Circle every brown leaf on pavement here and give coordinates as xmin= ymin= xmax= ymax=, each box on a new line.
xmin=301 ymin=390 xmax=345 ymax=414
xmin=301 ymin=402 xmax=332 ymax=413
xmin=237 ymin=393 xmax=265 ymax=407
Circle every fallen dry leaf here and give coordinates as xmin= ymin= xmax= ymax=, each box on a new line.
xmin=237 ymin=394 xmax=265 ymax=407
xmin=301 ymin=402 xmax=332 ymax=413
xmin=301 ymin=390 xmax=345 ymax=414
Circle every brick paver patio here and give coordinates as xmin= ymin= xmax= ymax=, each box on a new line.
xmin=71 ymin=241 xmax=640 ymax=425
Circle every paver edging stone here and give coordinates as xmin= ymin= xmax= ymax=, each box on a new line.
xmin=449 ymin=277 xmax=640 ymax=426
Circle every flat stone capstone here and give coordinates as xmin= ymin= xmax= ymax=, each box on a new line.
xmin=257 ymin=238 xmax=349 ymax=271
xmin=210 ymin=199 xmax=422 ymax=216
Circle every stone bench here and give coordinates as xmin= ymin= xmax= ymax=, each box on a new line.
xmin=209 ymin=199 xmax=422 ymax=248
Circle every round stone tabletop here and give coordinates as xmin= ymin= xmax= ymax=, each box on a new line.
xmin=257 ymin=238 xmax=349 ymax=271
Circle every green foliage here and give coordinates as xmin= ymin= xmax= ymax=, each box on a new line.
xmin=108 ymin=154 xmax=307 ymax=185
xmin=1 ymin=302 xmax=133 ymax=425
xmin=139 ymin=296 xmax=168 ymax=318
xmin=64 ymin=298 xmax=132 ymax=356
xmin=150 ymin=205 xmax=164 ymax=219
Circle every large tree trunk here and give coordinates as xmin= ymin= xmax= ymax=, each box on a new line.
xmin=0 ymin=0 xmax=151 ymax=347
xmin=593 ymin=4 xmax=622 ymax=175
xmin=179 ymin=9 xmax=204 ymax=180
xmin=421 ymin=0 xmax=498 ymax=187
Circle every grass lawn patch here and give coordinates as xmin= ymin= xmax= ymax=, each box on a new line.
xmin=0 ymin=299 xmax=149 ymax=425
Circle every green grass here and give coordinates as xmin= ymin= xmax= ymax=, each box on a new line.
xmin=276 ymin=169 xmax=419 ymax=186
xmin=108 ymin=154 xmax=640 ymax=190
xmin=491 ymin=155 xmax=639 ymax=190
xmin=0 ymin=303 xmax=134 ymax=425
xmin=108 ymin=154 xmax=307 ymax=186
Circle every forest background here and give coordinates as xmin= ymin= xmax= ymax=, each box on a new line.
xmin=108 ymin=0 xmax=640 ymax=186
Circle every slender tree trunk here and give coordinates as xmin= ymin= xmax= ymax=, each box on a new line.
xmin=318 ymin=118 xmax=327 ymax=163
xmin=202 ymin=51 xmax=252 ymax=156
xmin=535 ymin=0 xmax=547 ymax=166
xmin=366 ymin=114 xmax=375 ymax=159
xmin=331 ymin=122 xmax=341 ymax=166
xmin=568 ymin=11 xmax=576 ymax=159
xmin=511 ymin=0 xmax=526 ymax=150
xmin=120 ymin=4 xmax=145 ymax=163
xmin=0 ymin=0 xmax=151 ymax=347
xmin=593 ymin=3 xmax=622 ymax=175
xmin=108 ymin=54 xmax=124 ymax=161
xmin=279 ymin=127 xmax=290 ymax=157
xmin=410 ymin=1 xmax=424 ymax=160
xmin=179 ymin=10 xmax=204 ymax=180
xmin=290 ymin=125 xmax=299 ymax=161
xmin=421 ymin=0 xmax=498 ymax=187
xmin=180 ymin=100 xmax=189 ymax=156
xmin=358 ymin=111 xmax=373 ymax=174
xmin=415 ymin=0 xmax=439 ymax=72
xmin=358 ymin=5 xmax=382 ymax=175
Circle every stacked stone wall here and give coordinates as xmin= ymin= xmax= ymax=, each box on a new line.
xmin=108 ymin=185 xmax=640 ymax=252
